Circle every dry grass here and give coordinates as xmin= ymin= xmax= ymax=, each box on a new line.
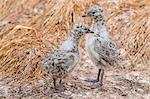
xmin=0 ymin=0 xmax=150 ymax=98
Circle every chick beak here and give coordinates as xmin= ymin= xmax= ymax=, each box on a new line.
xmin=88 ymin=29 xmax=94 ymax=33
xmin=91 ymin=31 xmax=94 ymax=33
xmin=82 ymin=12 xmax=89 ymax=17
xmin=82 ymin=15 xmax=87 ymax=17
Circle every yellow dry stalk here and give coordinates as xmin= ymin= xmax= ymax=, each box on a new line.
xmin=0 ymin=0 xmax=18 ymax=19
xmin=122 ymin=14 xmax=150 ymax=65
xmin=104 ymin=0 xmax=150 ymax=67
xmin=0 ymin=26 xmax=44 ymax=83
xmin=110 ymin=8 xmax=150 ymax=66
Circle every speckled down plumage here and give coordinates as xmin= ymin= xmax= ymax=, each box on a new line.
xmin=94 ymin=36 xmax=119 ymax=66
xmin=43 ymin=49 xmax=79 ymax=79
xmin=42 ymin=23 xmax=93 ymax=91
xmin=83 ymin=5 xmax=120 ymax=86
xmin=84 ymin=5 xmax=120 ymax=68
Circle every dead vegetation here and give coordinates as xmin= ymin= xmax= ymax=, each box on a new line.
xmin=0 ymin=0 xmax=150 ymax=98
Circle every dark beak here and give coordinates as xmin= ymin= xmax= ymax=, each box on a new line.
xmin=82 ymin=15 xmax=87 ymax=17
xmin=82 ymin=12 xmax=89 ymax=17
xmin=88 ymin=29 xmax=94 ymax=33
xmin=90 ymin=31 xmax=94 ymax=33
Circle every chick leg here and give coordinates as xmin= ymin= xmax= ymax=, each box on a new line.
xmin=58 ymin=79 xmax=65 ymax=92
xmin=96 ymin=68 xmax=101 ymax=82
xmin=85 ymin=68 xmax=102 ymax=83
xmin=53 ymin=78 xmax=57 ymax=89
xmin=84 ymin=68 xmax=104 ymax=89
xmin=98 ymin=68 xmax=104 ymax=86
xmin=58 ymin=79 xmax=72 ymax=98
xmin=53 ymin=78 xmax=64 ymax=91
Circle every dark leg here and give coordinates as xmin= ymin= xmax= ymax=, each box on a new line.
xmin=84 ymin=68 xmax=104 ymax=89
xmin=53 ymin=78 xmax=57 ymax=89
xmin=84 ymin=68 xmax=102 ymax=83
xmin=96 ymin=69 xmax=101 ymax=82
xmin=58 ymin=79 xmax=65 ymax=92
xmin=59 ymin=79 xmax=62 ymax=85
xmin=58 ymin=79 xmax=72 ymax=98
xmin=53 ymin=78 xmax=64 ymax=91
xmin=99 ymin=69 xmax=104 ymax=86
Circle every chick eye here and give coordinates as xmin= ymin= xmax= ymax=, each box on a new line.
xmin=77 ymin=26 xmax=79 ymax=28
xmin=92 ymin=12 xmax=95 ymax=14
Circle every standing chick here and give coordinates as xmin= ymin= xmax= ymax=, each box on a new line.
xmin=82 ymin=5 xmax=120 ymax=87
xmin=43 ymin=23 xmax=94 ymax=92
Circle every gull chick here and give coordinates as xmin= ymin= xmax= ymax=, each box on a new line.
xmin=43 ymin=23 xmax=94 ymax=92
xmin=82 ymin=5 xmax=120 ymax=87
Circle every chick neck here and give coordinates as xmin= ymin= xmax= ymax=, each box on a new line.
xmin=59 ymin=29 xmax=83 ymax=52
xmin=91 ymin=15 xmax=108 ymax=38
